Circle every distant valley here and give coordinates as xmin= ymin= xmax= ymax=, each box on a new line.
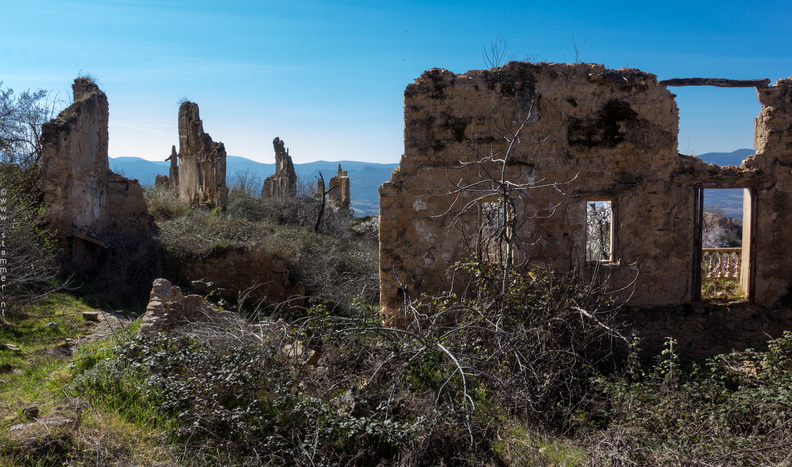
xmin=110 ymin=149 xmax=753 ymax=218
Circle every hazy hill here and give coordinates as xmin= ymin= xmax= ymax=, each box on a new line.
xmin=695 ymin=149 xmax=754 ymax=219
xmin=696 ymin=148 xmax=754 ymax=167
xmin=109 ymin=156 xmax=398 ymax=216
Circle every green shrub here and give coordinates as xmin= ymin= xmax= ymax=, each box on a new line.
xmin=156 ymin=207 xmax=378 ymax=308
xmin=144 ymin=185 xmax=189 ymax=221
xmin=592 ymin=333 xmax=792 ymax=464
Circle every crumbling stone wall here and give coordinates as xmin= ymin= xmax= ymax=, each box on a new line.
xmin=139 ymin=278 xmax=240 ymax=334
xmin=177 ymin=102 xmax=228 ymax=209
xmin=262 ymin=137 xmax=297 ymax=198
xmin=751 ymin=78 xmax=792 ymax=305
xmin=625 ymin=303 xmax=792 ymax=358
xmin=181 ymin=245 xmax=301 ymax=306
xmin=41 ymin=78 xmax=153 ymax=247
xmin=380 ymin=62 xmax=792 ymax=351
xmin=329 ymin=164 xmax=351 ymax=211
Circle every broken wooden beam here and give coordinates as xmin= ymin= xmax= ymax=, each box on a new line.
xmin=659 ymin=77 xmax=771 ymax=88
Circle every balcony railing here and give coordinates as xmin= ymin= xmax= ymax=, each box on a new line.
xmin=702 ymin=248 xmax=742 ymax=279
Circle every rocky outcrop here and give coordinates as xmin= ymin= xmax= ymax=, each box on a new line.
xmin=261 ymin=137 xmax=297 ymax=198
xmin=138 ymin=278 xmax=239 ymax=334
xmin=40 ymin=78 xmax=153 ymax=250
xmin=329 ymin=164 xmax=350 ymax=212
xmin=176 ymin=102 xmax=227 ymax=209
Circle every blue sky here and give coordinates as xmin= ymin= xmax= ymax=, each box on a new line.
xmin=2 ymin=0 xmax=790 ymax=163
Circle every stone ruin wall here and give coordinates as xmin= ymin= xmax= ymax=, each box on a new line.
xmin=180 ymin=245 xmax=301 ymax=306
xmin=329 ymin=164 xmax=351 ymax=211
xmin=177 ymin=102 xmax=228 ymax=209
xmin=380 ymin=62 xmax=792 ymax=353
xmin=262 ymin=137 xmax=297 ymax=198
xmin=41 ymin=78 xmax=153 ymax=248
xmin=380 ymin=63 xmax=686 ymax=317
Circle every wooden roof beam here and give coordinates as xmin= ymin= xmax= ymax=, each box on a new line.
xmin=659 ymin=77 xmax=770 ymax=88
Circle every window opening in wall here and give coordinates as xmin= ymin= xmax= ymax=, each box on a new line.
xmin=478 ymin=198 xmax=511 ymax=265
xmin=696 ymin=188 xmax=752 ymax=302
xmin=673 ymin=86 xmax=759 ymax=164
xmin=586 ymin=200 xmax=614 ymax=263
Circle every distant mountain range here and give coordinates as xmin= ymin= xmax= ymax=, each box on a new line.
xmin=696 ymin=148 xmax=755 ymax=167
xmin=695 ymin=149 xmax=755 ymax=219
xmin=110 ymin=149 xmax=754 ymax=218
xmin=109 ymin=156 xmax=398 ymax=216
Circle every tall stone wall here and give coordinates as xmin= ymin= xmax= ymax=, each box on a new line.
xmin=380 ymin=62 xmax=792 ymax=351
xmin=262 ymin=137 xmax=297 ymax=198
xmin=751 ymin=78 xmax=792 ymax=305
xmin=41 ymin=78 xmax=152 ymax=247
xmin=177 ymin=102 xmax=228 ymax=209
xmin=381 ymin=63 xmax=686 ymax=320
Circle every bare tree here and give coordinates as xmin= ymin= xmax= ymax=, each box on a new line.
xmin=482 ymin=35 xmax=508 ymax=69
xmin=436 ymin=108 xmax=576 ymax=294
xmin=572 ymin=35 xmax=589 ymax=63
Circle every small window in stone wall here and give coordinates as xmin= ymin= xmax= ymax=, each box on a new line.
xmin=586 ymin=200 xmax=614 ymax=263
xmin=478 ymin=198 xmax=511 ymax=265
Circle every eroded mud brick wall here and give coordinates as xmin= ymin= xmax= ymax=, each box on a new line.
xmin=380 ymin=63 xmax=691 ymax=319
xmin=177 ymin=102 xmax=228 ymax=209
xmin=329 ymin=164 xmax=351 ymax=211
xmin=262 ymin=137 xmax=297 ymax=199
xmin=748 ymin=78 xmax=792 ymax=305
xmin=41 ymin=78 xmax=152 ymax=243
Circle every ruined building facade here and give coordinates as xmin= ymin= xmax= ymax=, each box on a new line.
xmin=262 ymin=137 xmax=297 ymax=198
xmin=176 ymin=102 xmax=228 ymax=209
xmin=41 ymin=78 xmax=152 ymax=261
xmin=379 ymin=62 xmax=792 ymax=354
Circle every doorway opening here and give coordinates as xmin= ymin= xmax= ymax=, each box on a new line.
xmin=694 ymin=187 xmax=754 ymax=302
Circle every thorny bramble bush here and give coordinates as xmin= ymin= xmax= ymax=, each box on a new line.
xmin=393 ymin=261 xmax=630 ymax=433
xmin=70 ymin=260 xmax=631 ymax=465
xmin=589 ymin=333 xmax=792 ymax=465
xmin=69 ymin=318 xmax=490 ymax=466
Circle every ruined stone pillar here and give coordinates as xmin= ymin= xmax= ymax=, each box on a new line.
xmin=261 ymin=137 xmax=297 ymax=198
xmin=176 ymin=102 xmax=227 ymax=209
xmin=329 ymin=163 xmax=350 ymax=211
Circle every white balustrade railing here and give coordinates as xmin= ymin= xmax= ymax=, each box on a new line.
xmin=702 ymin=248 xmax=742 ymax=280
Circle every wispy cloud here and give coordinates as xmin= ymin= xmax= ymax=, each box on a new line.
xmin=110 ymin=120 xmax=176 ymax=136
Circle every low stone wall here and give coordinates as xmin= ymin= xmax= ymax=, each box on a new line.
xmin=181 ymin=245 xmax=301 ymax=307
xmin=623 ymin=303 xmax=792 ymax=358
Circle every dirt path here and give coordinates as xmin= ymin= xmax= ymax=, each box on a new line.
xmin=66 ymin=310 xmax=136 ymax=348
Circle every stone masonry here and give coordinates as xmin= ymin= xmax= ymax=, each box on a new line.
xmin=176 ymin=102 xmax=228 ymax=209
xmin=139 ymin=278 xmax=240 ymax=334
xmin=379 ymin=62 xmax=792 ymax=354
xmin=181 ymin=245 xmax=301 ymax=306
xmin=329 ymin=164 xmax=351 ymax=212
xmin=262 ymin=137 xmax=297 ymax=198
xmin=41 ymin=78 xmax=153 ymax=252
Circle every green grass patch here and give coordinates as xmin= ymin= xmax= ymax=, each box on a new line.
xmin=0 ymin=293 xmax=98 ymax=401
xmin=701 ymin=277 xmax=746 ymax=302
